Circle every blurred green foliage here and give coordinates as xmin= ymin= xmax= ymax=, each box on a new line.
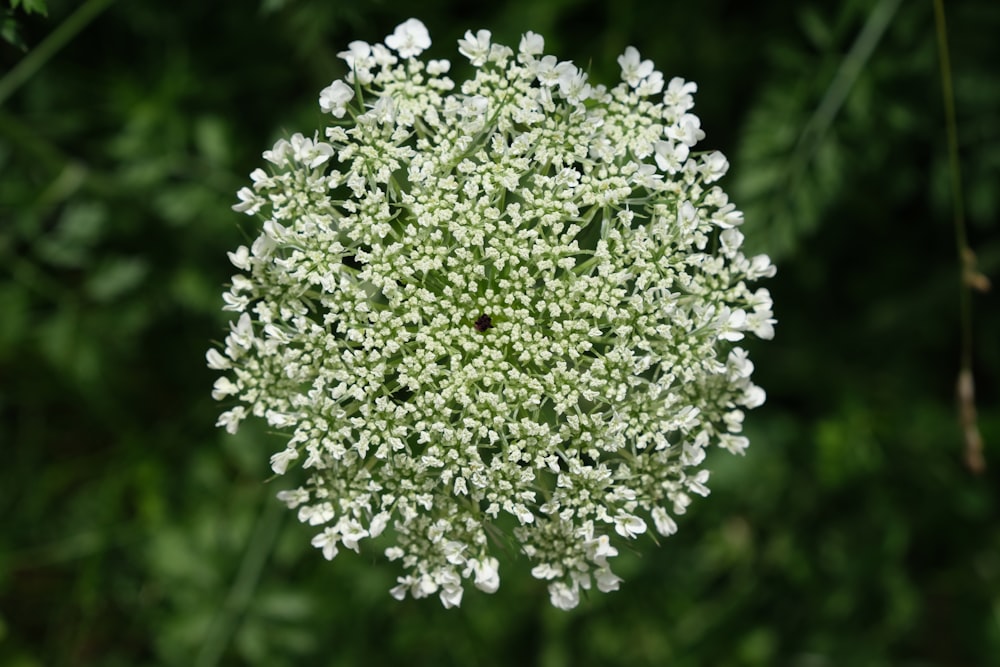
xmin=2 ymin=0 xmax=47 ymax=51
xmin=1 ymin=1 xmax=998 ymax=665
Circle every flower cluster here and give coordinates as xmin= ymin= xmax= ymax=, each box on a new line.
xmin=211 ymin=18 xmax=775 ymax=609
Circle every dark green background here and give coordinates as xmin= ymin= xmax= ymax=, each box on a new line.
xmin=2 ymin=1 xmax=998 ymax=665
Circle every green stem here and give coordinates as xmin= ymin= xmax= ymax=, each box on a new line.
xmin=932 ymin=0 xmax=971 ymax=369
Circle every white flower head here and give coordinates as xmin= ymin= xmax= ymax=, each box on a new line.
xmin=700 ymin=150 xmax=730 ymax=183
xmin=458 ymin=28 xmax=491 ymax=66
xmin=319 ymin=80 xmax=354 ymax=117
xmin=654 ymin=140 xmax=689 ymax=174
xmin=261 ymin=138 xmax=290 ymax=166
xmin=269 ymin=447 xmax=298 ymax=475
xmin=427 ymin=59 xmax=450 ymax=76
xmin=225 ymin=245 xmax=251 ymax=271
xmin=311 ymin=528 xmax=340 ymax=560
xmin=651 ymin=507 xmax=679 ymax=536
xmin=339 ymin=40 xmax=371 ymax=68
xmin=232 ymin=187 xmax=263 ymax=215
xmin=549 ymin=581 xmax=580 ymax=611
xmin=469 ymin=557 xmax=501 ymax=593
xmin=385 ymin=18 xmax=431 ymax=59
xmin=212 ymin=19 xmax=774 ymax=610
xmin=338 ymin=41 xmax=375 ymax=84
xmin=664 ymin=76 xmax=698 ymax=112
xmin=519 ymin=31 xmax=544 ymax=58
xmin=613 ymin=514 xmax=648 ymax=539
xmin=595 ymin=566 xmax=623 ymax=593
xmin=618 ymin=46 xmax=655 ymax=88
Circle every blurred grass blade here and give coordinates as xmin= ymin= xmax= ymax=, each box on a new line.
xmin=795 ymin=0 xmax=901 ymax=173
xmin=195 ymin=494 xmax=285 ymax=667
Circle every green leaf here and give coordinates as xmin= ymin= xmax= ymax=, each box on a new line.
xmin=34 ymin=201 xmax=107 ymax=268
xmin=1 ymin=16 xmax=26 ymax=50
xmin=10 ymin=0 xmax=48 ymax=17
xmin=84 ymin=256 xmax=150 ymax=302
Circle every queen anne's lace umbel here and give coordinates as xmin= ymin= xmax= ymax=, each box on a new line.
xmin=211 ymin=19 xmax=775 ymax=610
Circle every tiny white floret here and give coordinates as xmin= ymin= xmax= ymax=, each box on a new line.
xmin=385 ymin=18 xmax=431 ymax=59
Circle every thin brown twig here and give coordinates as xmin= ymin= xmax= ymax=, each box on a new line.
xmin=932 ymin=0 xmax=988 ymax=474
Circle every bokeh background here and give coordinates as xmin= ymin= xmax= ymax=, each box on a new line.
xmin=2 ymin=0 xmax=998 ymax=665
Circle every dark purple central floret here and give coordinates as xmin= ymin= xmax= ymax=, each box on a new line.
xmin=473 ymin=314 xmax=494 ymax=332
